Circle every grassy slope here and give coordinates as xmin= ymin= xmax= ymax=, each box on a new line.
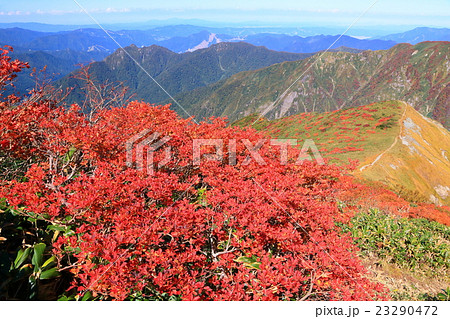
xmin=235 ymin=100 xmax=403 ymax=165
xmin=358 ymin=101 xmax=450 ymax=206
xmin=235 ymin=100 xmax=450 ymax=205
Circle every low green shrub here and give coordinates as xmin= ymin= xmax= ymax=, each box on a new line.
xmin=340 ymin=208 xmax=449 ymax=272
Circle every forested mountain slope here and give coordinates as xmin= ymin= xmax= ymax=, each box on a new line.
xmin=173 ymin=42 xmax=450 ymax=129
xmin=59 ymin=42 xmax=312 ymax=104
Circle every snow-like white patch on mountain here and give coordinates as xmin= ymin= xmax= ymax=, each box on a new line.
xmin=186 ymin=33 xmax=222 ymax=52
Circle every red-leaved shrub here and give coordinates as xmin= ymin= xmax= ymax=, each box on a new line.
xmin=0 ymin=47 xmax=391 ymax=300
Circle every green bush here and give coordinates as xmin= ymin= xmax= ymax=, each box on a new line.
xmin=0 ymin=199 xmax=67 ymax=300
xmin=340 ymin=208 xmax=450 ymax=272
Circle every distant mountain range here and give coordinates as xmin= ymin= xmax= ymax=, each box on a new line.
xmin=8 ymin=49 xmax=107 ymax=95
xmin=243 ymin=34 xmax=396 ymax=52
xmin=58 ymin=42 xmax=312 ymax=105
xmin=0 ymin=22 xmax=419 ymax=37
xmin=1 ymin=25 xmax=448 ymax=54
xmin=170 ymin=42 xmax=450 ymax=129
xmin=2 ymin=25 xmax=449 ymax=105
xmin=0 ymin=27 xmax=399 ymax=55
xmin=380 ymin=27 xmax=450 ymax=44
xmin=2 ymin=25 xmax=449 ymax=55
xmin=0 ymin=27 xmax=397 ymax=95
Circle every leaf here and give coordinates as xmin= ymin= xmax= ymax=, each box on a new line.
xmin=41 ymin=256 xmax=56 ymax=270
xmin=32 ymin=243 xmax=46 ymax=270
xmin=247 ymin=262 xmax=261 ymax=270
xmin=234 ymin=255 xmax=261 ymax=270
xmin=52 ymin=230 xmax=60 ymax=243
xmin=64 ymin=147 xmax=77 ymax=162
xmin=47 ymin=225 xmax=67 ymax=232
xmin=81 ymin=291 xmax=92 ymax=301
xmin=235 ymin=256 xmax=257 ymax=264
xmin=39 ymin=267 xmax=60 ymax=280
xmin=13 ymin=247 xmax=31 ymax=269
xmin=18 ymin=264 xmax=33 ymax=279
xmin=58 ymin=296 xmax=70 ymax=301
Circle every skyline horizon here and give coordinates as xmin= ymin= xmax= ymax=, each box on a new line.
xmin=0 ymin=19 xmax=448 ymax=38
xmin=1 ymin=18 xmax=449 ymax=28
xmin=0 ymin=1 xmax=449 ymax=30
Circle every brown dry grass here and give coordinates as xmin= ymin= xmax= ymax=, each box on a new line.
xmin=360 ymin=254 xmax=450 ymax=300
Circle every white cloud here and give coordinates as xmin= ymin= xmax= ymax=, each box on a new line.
xmin=3 ymin=8 xmax=131 ymax=16
xmin=105 ymin=8 xmax=131 ymax=13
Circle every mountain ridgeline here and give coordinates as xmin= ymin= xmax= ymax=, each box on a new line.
xmin=244 ymin=33 xmax=396 ymax=52
xmin=2 ymin=26 xmax=449 ymax=55
xmin=380 ymin=27 xmax=450 ymax=44
xmin=171 ymin=42 xmax=450 ymax=129
xmin=0 ymin=27 xmax=398 ymax=54
xmin=58 ymin=42 xmax=312 ymax=104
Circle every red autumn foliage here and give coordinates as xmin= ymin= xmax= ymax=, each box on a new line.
xmin=0 ymin=47 xmax=390 ymax=301
xmin=0 ymin=46 xmax=29 ymax=88
xmin=339 ymin=181 xmax=450 ymax=226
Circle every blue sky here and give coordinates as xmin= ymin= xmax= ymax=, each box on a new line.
xmin=0 ymin=0 xmax=449 ymax=27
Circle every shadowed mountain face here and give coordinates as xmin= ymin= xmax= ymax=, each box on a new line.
xmin=58 ymin=42 xmax=313 ymax=105
xmin=172 ymin=42 xmax=450 ymax=129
